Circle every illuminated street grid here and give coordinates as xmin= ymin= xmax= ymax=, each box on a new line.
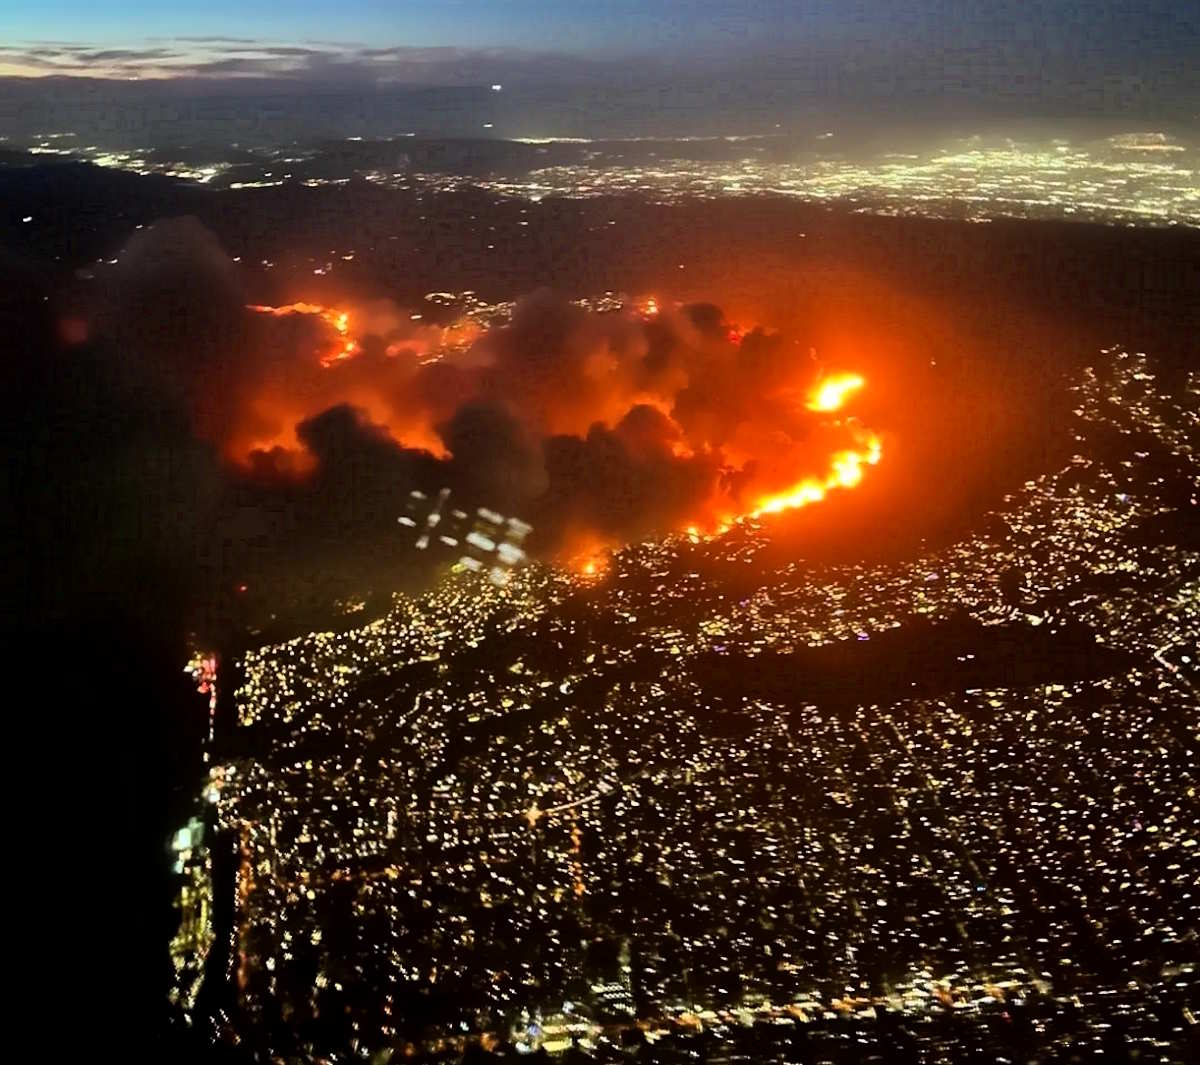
xmin=384 ymin=139 xmax=1200 ymax=227
xmin=22 ymin=132 xmax=1199 ymax=227
xmin=178 ymin=348 xmax=1198 ymax=1058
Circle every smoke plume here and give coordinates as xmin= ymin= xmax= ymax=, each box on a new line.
xmin=90 ymin=217 xmax=881 ymax=572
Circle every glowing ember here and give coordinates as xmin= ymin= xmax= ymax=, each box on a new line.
xmin=572 ymin=549 xmax=611 ymax=578
xmin=806 ymin=372 xmax=865 ymax=412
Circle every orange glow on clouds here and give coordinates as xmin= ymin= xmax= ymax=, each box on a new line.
xmin=246 ymin=302 xmax=359 ymax=367
xmin=237 ymin=294 xmax=885 ymax=546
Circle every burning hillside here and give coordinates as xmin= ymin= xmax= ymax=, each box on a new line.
xmin=86 ymin=217 xmax=891 ymax=571
xmin=240 ymin=291 xmax=883 ymax=552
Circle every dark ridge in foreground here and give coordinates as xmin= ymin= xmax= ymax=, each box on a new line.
xmin=690 ymin=612 xmax=1135 ymax=719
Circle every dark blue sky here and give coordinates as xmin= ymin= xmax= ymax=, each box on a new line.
xmin=5 ymin=1 xmax=1197 ymax=61
xmin=1 ymin=0 xmax=1196 ymax=124
xmin=13 ymin=1 xmax=832 ymax=54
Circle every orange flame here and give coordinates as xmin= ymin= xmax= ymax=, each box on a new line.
xmin=806 ymin=372 xmax=865 ymax=412
xmin=244 ymin=298 xmax=884 ymax=547
xmin=566 ymin=540 xmax=613 ymax=578
xmin=749 ymin=435 xmax=881 ymax=518
xmin=722 ymin=375 xmax=882 ymax=527
xmin=246 ymin=302 xmax=359 ymax=367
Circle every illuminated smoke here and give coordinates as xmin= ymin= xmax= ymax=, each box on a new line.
xmin=92 ymin=218 xmax=884 ymax=558
xmin=234 ymin=291 xmax=884 ymax=551
xmin=246 ymin=303 xmax=358 ymax=366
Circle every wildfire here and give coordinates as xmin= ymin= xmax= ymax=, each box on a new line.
xmin=746 ymin=371 xmax=880 ymax=519
xmin=680 ymin=373 xmax=882 ymax=536
xmin=806 ymin=372 xmax=865 ymax=412
xmin=241 ymin=293 xmax=885 ymax=559
xmin=567 ymin=543 xmax=613 ymax=578
xmin=246 ymin=302 xmax=359 ymax=366
xmin=749 ymin=435 xmax=882 ymax=518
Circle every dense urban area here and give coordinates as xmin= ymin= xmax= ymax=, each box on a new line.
xmin=169 ymin=346 xmax=1198 ymax=1061
xmin=10 ymin=129 xmax=1199 ymax=227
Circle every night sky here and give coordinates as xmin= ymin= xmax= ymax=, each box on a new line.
xmin=3 ymin=0 xmax=1198 ymax=95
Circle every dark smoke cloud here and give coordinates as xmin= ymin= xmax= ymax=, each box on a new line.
xmin=63 ymin=216 xmax=873 ymax=623
xmin=96 ymin=215 xmax=248 ymax=443
xmin=2 ymin=237 xmax=222 ymax=633
xmin=437 ymin=402 xmax=548 ymax=507
xmin=542 ymin=408 xmax=723 ymax=541
xmin=465 ymin=288 xmax=656 ymax=438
